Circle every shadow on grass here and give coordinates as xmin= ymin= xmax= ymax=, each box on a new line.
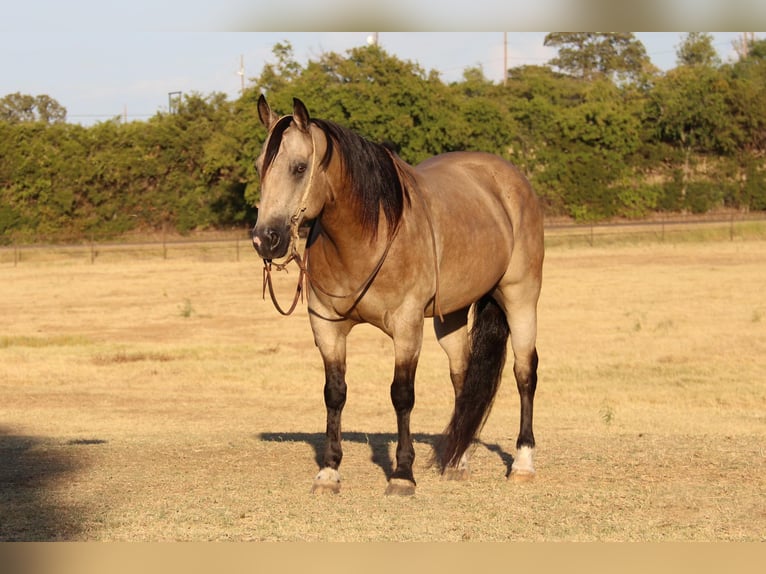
xmin=0 ymin=427 xmax=90 ymax=541
xmin=258 ymin=431 xmax=515 ymax=478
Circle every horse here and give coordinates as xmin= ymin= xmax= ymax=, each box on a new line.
xmin=251 ymin=96 xmax=544 ymax=495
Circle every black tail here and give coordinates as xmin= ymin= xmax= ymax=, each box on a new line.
xmin=439 ymin=294 xmax=510 ymax=471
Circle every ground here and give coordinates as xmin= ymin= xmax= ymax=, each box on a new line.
xmin=0 ymin=235 xmax=764 ymax=541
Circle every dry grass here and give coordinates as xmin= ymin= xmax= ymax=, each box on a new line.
xmin=0 ymin=236 xmax=764 ymax=541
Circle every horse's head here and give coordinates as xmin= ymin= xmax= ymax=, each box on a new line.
xmin=251 ymin=96 xmax=327 ymax=260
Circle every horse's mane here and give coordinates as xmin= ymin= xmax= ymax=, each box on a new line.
xmin=263 ymin=115 xmax=412 ymax=239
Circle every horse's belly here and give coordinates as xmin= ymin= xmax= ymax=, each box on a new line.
xmin=432 ymin=196 xmax=513 ymax=313
xmin=435 ymin=258 xmax=509 ymax=314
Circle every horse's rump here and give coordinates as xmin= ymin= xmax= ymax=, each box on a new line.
xmin=410 ymin=151 xmax=542 ymax=315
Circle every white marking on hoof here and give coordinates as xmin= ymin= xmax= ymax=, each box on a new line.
xmin=385 ymin=478 xmax=416 ymax=496
xmin=510 ymin=446 xmax=536 ymax=483
xmin=311 ymin=467 xmax=341 ymax=494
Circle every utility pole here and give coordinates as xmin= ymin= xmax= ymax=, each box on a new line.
xmin=503 ymin=32 xmax=508 ymax=86
xmin=168 ymin=91 xmax=182 ymax=114
xmin=734 ymin=32 xmax=755 ymax=60
xmin=238 ymin=54 xmax=245 ymax=94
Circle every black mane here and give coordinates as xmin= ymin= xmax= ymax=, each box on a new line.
xmin=263 ymin=115 xmax=412 ymax=239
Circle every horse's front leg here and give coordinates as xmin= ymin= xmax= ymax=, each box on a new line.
xmin=385 ymin=318 xmax=423 ymax=496
xmin=311 ymin=317 xmax=352 ymax=494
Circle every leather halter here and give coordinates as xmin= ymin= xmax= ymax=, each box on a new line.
xmin=259 ymin=121 xmax=319 ymax=317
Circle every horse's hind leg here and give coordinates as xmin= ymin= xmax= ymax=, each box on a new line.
xmin=497 ymin=284 xmax=540 ymax=482
xmin=433 ymin=307 xmax=471 ymax=479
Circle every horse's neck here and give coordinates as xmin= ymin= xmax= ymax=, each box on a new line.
xmin=311 ymin=190 xmax=391 ymax=278
xmin=309 ymin=147 xmax=404 ymax=277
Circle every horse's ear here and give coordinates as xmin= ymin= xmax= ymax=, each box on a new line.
xmin=292 ymin=98 xmax=311 ymax=132
xmin=257 ymin=94 xmax=279 ymax=129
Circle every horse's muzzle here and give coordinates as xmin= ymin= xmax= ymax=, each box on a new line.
xmin=251 ymin=224 xmax=290 ymax=260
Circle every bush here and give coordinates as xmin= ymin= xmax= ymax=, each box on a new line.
xmin=616 ymin=183 xmax=661 ymax=218
xmin=684 ymin=181 xmax=723 ymax=214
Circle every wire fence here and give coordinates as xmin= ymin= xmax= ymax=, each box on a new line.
xmin=1 ymin=233 xmax=252 ymax=266
xmin=2 ymin=213 xmax=765 ymax=267
xmin=543 ymin=212 xmax=766 ymax=248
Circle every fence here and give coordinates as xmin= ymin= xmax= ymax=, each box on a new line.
xmin=1 ymin=234 xmax=252 ymax=266
xmin=2 ymin=214 xmax=765 ymax=266
xmin=543 ymin=213 xmax=766 ymax=248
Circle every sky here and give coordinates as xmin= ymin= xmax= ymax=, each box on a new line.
xmin=1 ymin=2 xmax=763 ymax=125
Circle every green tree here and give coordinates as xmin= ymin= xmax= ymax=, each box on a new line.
xmin=250 ymin=43 xmax=463 ymax=165
xmin=448 ymin=66 xmax=517 ymax=159
xmin=4 ymin=37 xmax=766 ymax=244
xmin=544 ymin=32 xmax=654 ymax=84
xmin=0 ymin=121 xmax=90 ymax=239
xmin=0 ymin=93 xmax=67 ymax=124
xmin=505 ymin=65 xmax=645 ymax=219
xmin=676 ymin=32 xmax=721 ymax=68
xmin=254 ymin=41 xmax=302 ymax=95
xmin=723 ymin=37 xmax=766 ymax=210
xmin=143 ymin=91 xmax=249 ymax=232
xmin=646 ymin=65 xmax=734 ymax=211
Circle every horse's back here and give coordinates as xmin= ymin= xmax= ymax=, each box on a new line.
xmin=417 ymin=150 xmax=530 ymax=186
xmin=416 ymin=151 xmax=542 ymax=245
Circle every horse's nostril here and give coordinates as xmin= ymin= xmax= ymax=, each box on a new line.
xmin=267 ymin=230 xmax=280 ymax=249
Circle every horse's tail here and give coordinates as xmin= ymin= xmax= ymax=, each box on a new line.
xmin=439 ymin=294 xmax=510 ymax=471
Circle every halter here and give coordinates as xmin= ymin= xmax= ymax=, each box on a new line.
xmin=259 ymin=120 xmax=318 ymax=316
xmin=260 ymin=125 xmax=443 ymax=322
xmin=289 ymin=122 xmax=320 ymax=254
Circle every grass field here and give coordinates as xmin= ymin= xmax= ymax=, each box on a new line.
xmin=0 ymin=233 xmax=764 ymax=541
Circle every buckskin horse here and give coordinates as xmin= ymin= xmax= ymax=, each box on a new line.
xmin=251 ymin=96 xmax=544 ymax=495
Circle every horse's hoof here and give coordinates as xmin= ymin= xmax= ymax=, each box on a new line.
xmin=311 ymin=480 xmax=341 ymax=494
xmin=311 ymin=467 xmax=341 ymax=494
xmin=509 ymin=469 xmax=535 ymax=483
xmin=442 ymin=467 xmax=470 ymax=481
xmin=385 ymin=478 xmax=416 ymax=496
xmin=510 ymin=446 xmax=535 ymax=483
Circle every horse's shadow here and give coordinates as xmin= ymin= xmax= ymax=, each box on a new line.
xmin=258 ymin=431 xmax=515 ymax=478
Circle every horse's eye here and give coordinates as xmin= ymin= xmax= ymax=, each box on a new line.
xmin=293 ymin=163 xmax=308 ymax=176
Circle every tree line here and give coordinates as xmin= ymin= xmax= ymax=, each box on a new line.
xmin=1 ymin=32 xmax=765 ymax=243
